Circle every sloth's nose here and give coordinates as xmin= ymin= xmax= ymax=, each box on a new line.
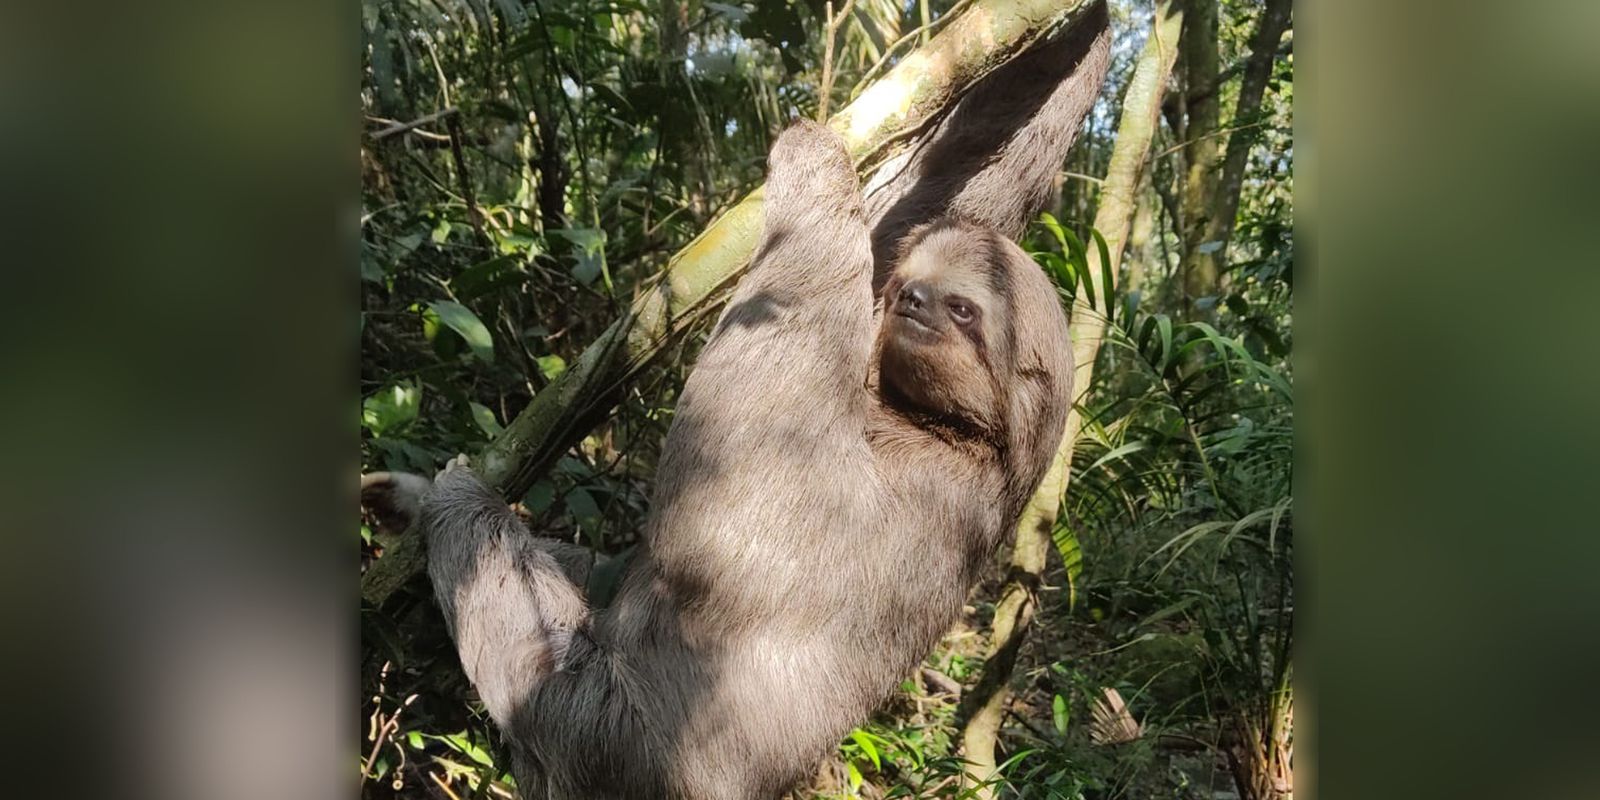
xmin=898 ymin=282 xmax=931 ymax=311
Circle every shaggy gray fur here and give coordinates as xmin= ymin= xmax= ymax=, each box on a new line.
xmin=419 ymin=119 xmax=1073 ymax=799
xmin=384 ymin=13 xmax=1110 ymax=794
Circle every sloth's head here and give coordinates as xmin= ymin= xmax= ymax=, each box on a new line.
xmin=878 ymin=219 xmax=1073 ymax=470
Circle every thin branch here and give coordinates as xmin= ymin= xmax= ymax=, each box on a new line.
xmin=1152 ymin=119 xmax=1272 ymax=161
xmin=368 ymin=107 xmax=460 ymax=141
xmin=1184 ymin=35 xmax=1292 ymax=107
xmin=428 ymin=771 xmax=466 ymax=800
xmin=816 ymin=0 xmax=859 ymax=121
xmin=445 ymin=114 xmax=492 ymax=250
xmin=365 ymin=114 xmax=453 ymax=141
xmin=851 ymin=0 xmax=974 ymax=99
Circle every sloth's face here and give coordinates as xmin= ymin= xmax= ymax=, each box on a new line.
xmin=878 ymin=224 xmax=1015 ymax=429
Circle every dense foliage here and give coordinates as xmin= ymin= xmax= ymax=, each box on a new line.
xmin=360 ymin=0 xmax=1292 ymax=797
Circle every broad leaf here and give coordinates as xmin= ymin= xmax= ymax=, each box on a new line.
xmin=428 ymin=300 xmax=495 ymax=362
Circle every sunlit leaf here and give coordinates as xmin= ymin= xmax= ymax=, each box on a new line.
xmin=849 ymin=729 xmax=882 ymax=770
xmin=551 ymin=227 xmax=609 ymax=287
xmin=362 ymin=381 xmax=421 ymax=437
xmin=438 ymin=732 xmax=496 ymax=767
xmin=1091 ymin=227 xmax=1113 ymax=323
xmin=537 ymin=354 xmax=568 ymax=381
xmin=469 ymin=402 xmax=504 ymax=437
xmin=428 ymin=300 xmax=495 ymax=362
xmin=1051 ymin=520 xmax=1083 ymax=611
xmin=1058 ymin=225 xmax=1095 ymax=309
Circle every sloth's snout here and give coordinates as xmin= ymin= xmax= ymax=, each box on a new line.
xmin=898 ymin=281 xmax=931 ymax=311
xmin=894 ymin=281 xmax=940 ymax=332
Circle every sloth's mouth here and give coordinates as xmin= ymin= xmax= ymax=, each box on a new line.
xmin=894 ymin=308 xmax=939 ymax=335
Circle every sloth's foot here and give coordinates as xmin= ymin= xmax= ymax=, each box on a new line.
xmin=359 ymin=470 xmax=433 ymax=535
xmin=438 ymin=453 xmax=471 ymax=480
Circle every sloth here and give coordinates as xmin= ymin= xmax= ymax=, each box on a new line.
xmin=410 ymin=120 xmax=1073 ymax=799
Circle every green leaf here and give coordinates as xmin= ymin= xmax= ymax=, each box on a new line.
xmin=586 ymin=544 xmax=636 ymax=609
xmin=1033 ymin=251 xmax=1075 ymax=294
xmin=496 ymin=232 xmax=544 ymax=257
xmin=1052 ymin=694 xmax=1069 ymax=736
xmin=849 ymin=729 xmax=882 ymax=770
xmin=1084 ymin=440 xmax=1150 ymax=474
xmin=1155 ymin=314 xmax=1174 ymax=373
xmin=361 ymin=380 xmax=421 ymax=437
xmin=469 ymin=402 xmax=504 ymax=437
xmin=537 ymin=354 xmax=568 ymax=381
xmin=523 ymin=482 xmax=556 ymax=515
xmin=1058 ymin=226 xmax=1095 ymax=310
xmin=431 ymin=217 xmax=452 ymax=244
xmin=549 ymin=25 xmax=574 ymax=50
xmin=1038 ymin=212 xmax=1068 ymax=248
xmin=360 ymin=246 xmax=387 ymax=283
xmin=552 ymin=228 xmax=609 ymax=287
xmin=1123 ymin=288 xmax=1142 ymax=324
xmin=847 ymin=761 xmax=863 ymax=791
xmin=565 ymin=487 xmax=603 ymax=546
xmin=452 ymin=254 xmax=527 ymax=300
xmin=394 ymin=232 xmax=424 ymax=255
xmin=1091 ymin=227 xmax=1114 ymax=324
xmin=438 ymin=732 xmax=495 ymax=767
xmin=428 ymin=300 xmax=495 ymax=362
xmin=1050 ymin=520 xmax=1083 ymax=612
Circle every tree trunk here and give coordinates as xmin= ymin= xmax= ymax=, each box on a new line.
xmin=1178 ymin=0 xmax=1220 ymax=320
xmin=956 ymin=4 xmax=1185 ymax=795
xmin=534 ymin=91 xmax=567 ymax=231
xmin=361 ymin=0 xmax=1110 ymax=606
xmin=1195 ymin=0 xmax=1291 ymax=283
xmin=1124 ymin=174 xmax=1156 ymax=298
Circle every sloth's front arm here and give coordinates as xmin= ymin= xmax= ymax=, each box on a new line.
xmin=695 ymin=120 xmax=876 ymax=417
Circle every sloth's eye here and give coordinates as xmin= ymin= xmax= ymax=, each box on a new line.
xmin=948 ymin=300 xmax=976 ymax=325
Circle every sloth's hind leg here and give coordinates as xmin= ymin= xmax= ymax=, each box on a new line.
xmin=421 ymin=460 xmax=592 ymax=733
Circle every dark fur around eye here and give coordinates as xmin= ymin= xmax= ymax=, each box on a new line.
xmin=947 ymin=297 xmax=978 ymax=325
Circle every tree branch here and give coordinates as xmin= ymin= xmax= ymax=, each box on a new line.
xmin=368 ymin=107 xmax=460 ymax=141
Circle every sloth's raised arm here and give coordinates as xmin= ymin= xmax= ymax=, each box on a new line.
xmin=704 ymin=120 xmax=875 ymax=404
xmin=867 ymin=2 xmax=1113 ymax=279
